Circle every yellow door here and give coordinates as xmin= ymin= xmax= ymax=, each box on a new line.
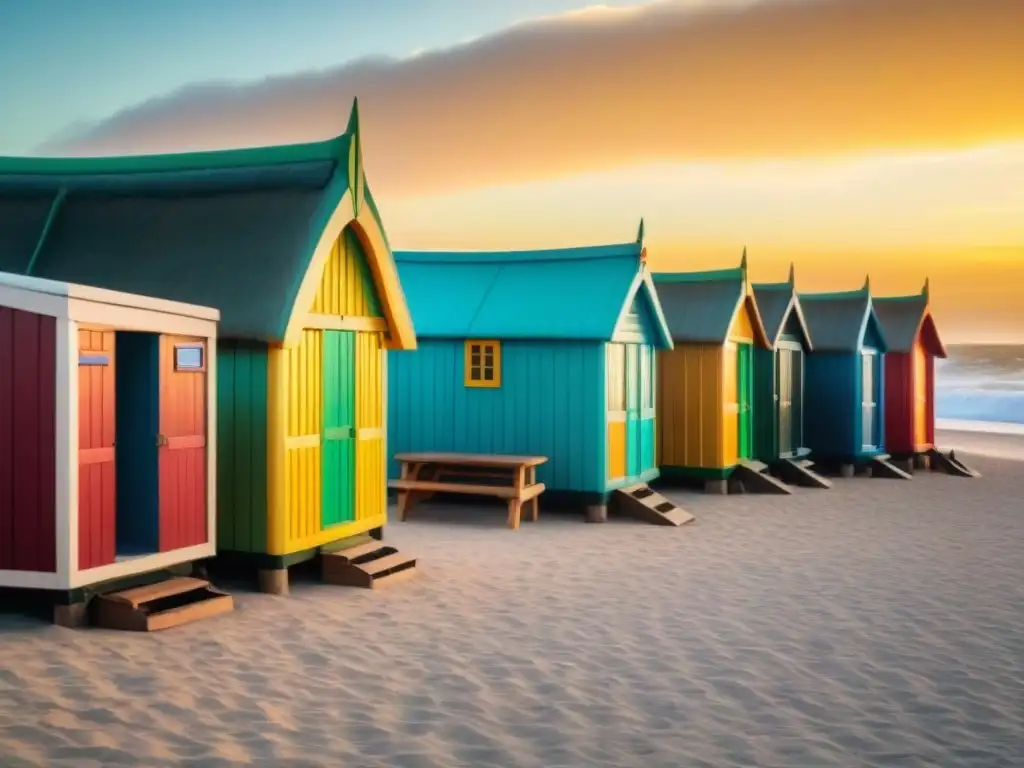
xmin=722 ymin=342 xmax=738 ymax=465
xmin=913 ymin=343 xmax=928 ymax=447
xmin=355 ymin=332 xmax=386 ymax=522
xmin=606 ymin=343 xmax=627 ymax=480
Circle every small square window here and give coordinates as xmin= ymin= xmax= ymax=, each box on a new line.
xmin=464 ymin=340 xmax=501 ymax=388
xmin=78 ymin=353 xmax=110 ymax=366
xmin=175 ymin=345 xmax=205 ymax=371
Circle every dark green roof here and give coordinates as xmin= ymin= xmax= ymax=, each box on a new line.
xmin=653 ymin=267 xmax=745 ymax=343
xmin=751 ymin=281 xmax=811 ymax=349
xmin=799 ymin=287 xmax=886 ymax=352
xmin=0 ymin=107 xmax=371 ymax=342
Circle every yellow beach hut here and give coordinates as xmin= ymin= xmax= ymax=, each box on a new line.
xmin=652 ymin=251 xmax=778 ymax=493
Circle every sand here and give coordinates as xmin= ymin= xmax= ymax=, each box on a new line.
xmin=2 ymin=441 xmax=1023 ymax=767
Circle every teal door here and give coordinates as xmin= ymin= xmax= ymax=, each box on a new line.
xmin=323 ymin=330 xmax=356 ymax=527
xmin=625 ymin=344 xmax=642 ymax=477
xmin=737 ymin=343 xmax=753 ymax=460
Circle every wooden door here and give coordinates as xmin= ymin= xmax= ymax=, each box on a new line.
xmin=913 ymin=343 xmax=928 ymax=447
xmin=625 ymin=344 xmax=642 ymax=477
xmin=354 ymin=332 xmax=386 ymax=523
xmin=861 ymin=350 xmax=878 ymax=448
xmin=158 ymin=337 xmax=208 ymax=552
xmin=322 ymin=330 xmax=356 ymax=527
xmin=78 ymin=329 xmax=116 ymax=570
xmin=736 ymin=343 xmax=753 ymax=460
xmin=777 ymin=346 xmax=794 ymax=458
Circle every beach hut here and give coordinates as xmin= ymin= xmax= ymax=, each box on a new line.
xmin=873 ymin=280 xmax=970 ymax=475
xmin=750 ymin=264 xmax=830 ymax=488
xmin=0 ymin=100 xmax=419 ymax=595
xmin=389 ymin=224 xmax=690 ymax=525
xmin=652 ymin=251 xmax=786 ymax=494
xmin=799 ymin=277 xmax=908 ymax=478
xmin=0 ymin=271 xmax=230 ymax=628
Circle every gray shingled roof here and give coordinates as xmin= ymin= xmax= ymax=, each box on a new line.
xmin=873 ymin=295 xmax=947 ymax=356
xmin=751 ymin=282 xmax=812 ymax=349
xmin=799 ymin=292 xmax=881 ymax=352
xmin=654 ymin=273 xmax=744 ymax=343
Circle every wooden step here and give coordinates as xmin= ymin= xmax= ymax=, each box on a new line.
xmin=776 ymin=458 xmax=833 ymax=489
xmin=321 ymin=545 xmax=418 ymax=589
xmin=613 ymin=485 xmax=695 ymax=527
xmin=739 ymin=459 xmax=770 ymax=474
xmin=868 ymin=455 xmax=913 ymax=480
xmin=92 ymin=577 xmax=234 ymax=632
xmin=732 ymin=462 xmax=793 ymax=494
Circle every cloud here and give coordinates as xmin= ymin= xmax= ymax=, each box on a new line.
xmin=36 ymin=0 xmax=1024 ymax=197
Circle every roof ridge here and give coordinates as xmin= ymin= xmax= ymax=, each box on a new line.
xmin=394 ymin=241 xmax=641 ymax=264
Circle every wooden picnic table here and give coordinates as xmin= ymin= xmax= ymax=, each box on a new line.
xmin=389 ymin=452 xmax=548 ymax=530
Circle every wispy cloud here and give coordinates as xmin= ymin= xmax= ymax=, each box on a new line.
xmin=36 ymin=0 xmax=1024 ymax=197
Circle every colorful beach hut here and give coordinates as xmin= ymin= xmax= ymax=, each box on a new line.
xmin=0 ymin=100 xmax=419 ymax=595
xmin=388 ymin=224 xmax=683 ymax=524
xmin=799 ymin=277 xmax=905 ymax=477
xmin=749 ymin=264 xmax=828 ymax=486
xmin=652 ymin=252 xmax=781 ymax=494
xmin=873 ymin=280 xmax=948 ymax=463
xmin=0 ymin=271 xmax=226 ymax=627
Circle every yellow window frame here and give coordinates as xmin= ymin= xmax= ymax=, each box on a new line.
xmin=464 ymin=340 xmax=502 ymax=388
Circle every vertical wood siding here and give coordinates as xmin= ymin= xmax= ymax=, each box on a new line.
xmin=284 ymin=329 xmax=323 ymax=548
xmin=657 ymin=343 xmax=725 ymax=469
xmin=389 ymin=340 xmax=605 ymax=493
xmin=0 ymin=307 xmax=57 ymax=573
xmin=311 ymin=227 xmax=382 ymax=317
xmin=158 ymin=336 xmax=208 ymax=551
xmin=355 ymin=332 xmax=385 ymax=521
xmin=216 ymin=340 xmax=269 ymax=554
xmin=77 ymin=328 xmax=117 ymax=570
xmin=883 ymin=351 xmax=913 ymax=454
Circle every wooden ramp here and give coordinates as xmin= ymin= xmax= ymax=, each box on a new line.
xmin=869 ymin=454 xmax=914 ymax=480
xmin=93 ymin=577 xmax=234 ymax=632
xmin=730 ymin=460 xmax=794 ymax=494
xmin=613 ymin=484 xmax=695 ymax=526
xmin=775 ymin=458 xmax=833 ymax=489
xmin=321 ymin=538 xmax=418 ymax=589
xmin=929 ymin=448 xmax=980 ymax=478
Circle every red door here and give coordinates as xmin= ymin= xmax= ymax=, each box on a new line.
xmin=78 ymin=329 xmax=116 ymax=570
xmin=158 ymin=336 xmax=208 ymax=551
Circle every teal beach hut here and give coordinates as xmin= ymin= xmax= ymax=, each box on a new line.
xmin=388 ymin=224 xmax=675 ymax=522
xmin=799 ymin=276 xmax=902 ymax=477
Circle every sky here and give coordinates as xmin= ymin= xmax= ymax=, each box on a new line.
xmin=1 ymin=0 xmax=1022 ymax=342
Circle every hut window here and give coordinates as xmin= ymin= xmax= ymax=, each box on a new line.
xmin=78 ymin=354 xmax=110 ymax=366
xmin=465 ymin=341 xmax=501 ymax=388
xmin=607 ymin=343 xmax=626 ymax=411
xmin=174 ymin=345 xmax=205 ymax=371
xmin=641 ymin=346 xmax=654 ymax=409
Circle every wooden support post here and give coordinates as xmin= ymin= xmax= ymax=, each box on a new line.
xmin=914 ymin=453 xmax=931 ymax=470
xmin=53 ymin=601 xmax=89 ymax=628
xmin=704 ymin=479 xmax=728 ymax=495
xmin=258 ymin=568 xmax=289 ymax=596
xmin=369 ymin=526 xmax=384 ymax=541
xmin=839 ymin=463 xmax=855 ymax=478
xmin=528 ymin=466 xmax=539 ymax=522
xmin=585 ymin=504 xmax=608 ymax=523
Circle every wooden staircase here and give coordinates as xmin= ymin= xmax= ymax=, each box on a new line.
xmin=775 ymin=458 xmax=833 ymax=489
xmin=730 ymin=460 xmax=794 ymax=494
xmin=929 ymin=448 xmax=979 ymax=478
xmin=92 ymin=577 xmax=234 ymax=631
xmin=613 ymin=484 xmax=695 ymax=526
xmin=321 ymin=537 xmax=418 ymax=589
xmin=868 ymin=453 xmax=914 ymax=480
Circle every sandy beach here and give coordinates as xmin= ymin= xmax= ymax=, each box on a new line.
xmin=2 ymin=434 xmax=1023 ymax=767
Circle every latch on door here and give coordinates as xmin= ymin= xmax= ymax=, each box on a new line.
xmin=156 ymin=434 xmax=170 ymax=447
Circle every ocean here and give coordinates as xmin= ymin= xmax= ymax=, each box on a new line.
xmin=936 ymin=344 xmax=1024 ymax=427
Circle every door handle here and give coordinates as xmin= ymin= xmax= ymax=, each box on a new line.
xmin=156 ymin=434 xmax=169 ymax=447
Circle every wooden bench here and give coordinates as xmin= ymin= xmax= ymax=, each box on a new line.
xmin=390 ymin=452 xmax=548 ymax=530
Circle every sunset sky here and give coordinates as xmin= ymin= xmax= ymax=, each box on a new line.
xmin=2 ymin=0 xmax=1022 ymax=342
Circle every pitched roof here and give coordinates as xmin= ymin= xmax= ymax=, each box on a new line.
xmin=873 ymin=282 xmax=947 ymax=357
xmin=394 ymin=238 xmax=673 ymax=347
xmin=798 ymin=284 xmax=887 ymax=352
xmin=652 ymin=257 xmax=770 ymax=346
xmin=751 ymin=264 xmax=812 ymax=349
xmin=0 ymin=101 xmax=414 ymax=347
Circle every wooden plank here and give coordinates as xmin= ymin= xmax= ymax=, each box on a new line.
xmin=389 ymin=479 xmax=521 ymax=498
xmin=103 ymin=576 xmax=211 ymax=608
xmin=363 ymin=552 xmax=417 ymax=577
xmin=395 ymin=452 xmax=548 ymax=468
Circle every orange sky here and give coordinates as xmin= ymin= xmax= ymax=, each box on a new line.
xmin=40 ymin=0 xmax=1024 ymax=342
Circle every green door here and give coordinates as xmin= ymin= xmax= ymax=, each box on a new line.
xmin=322 ymin=330 xmax=356 ymax=527
xmin=737 ymin=342 xmax=753 ymax=460
xmin=625 ymin=344 xmax=642 ymax=477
